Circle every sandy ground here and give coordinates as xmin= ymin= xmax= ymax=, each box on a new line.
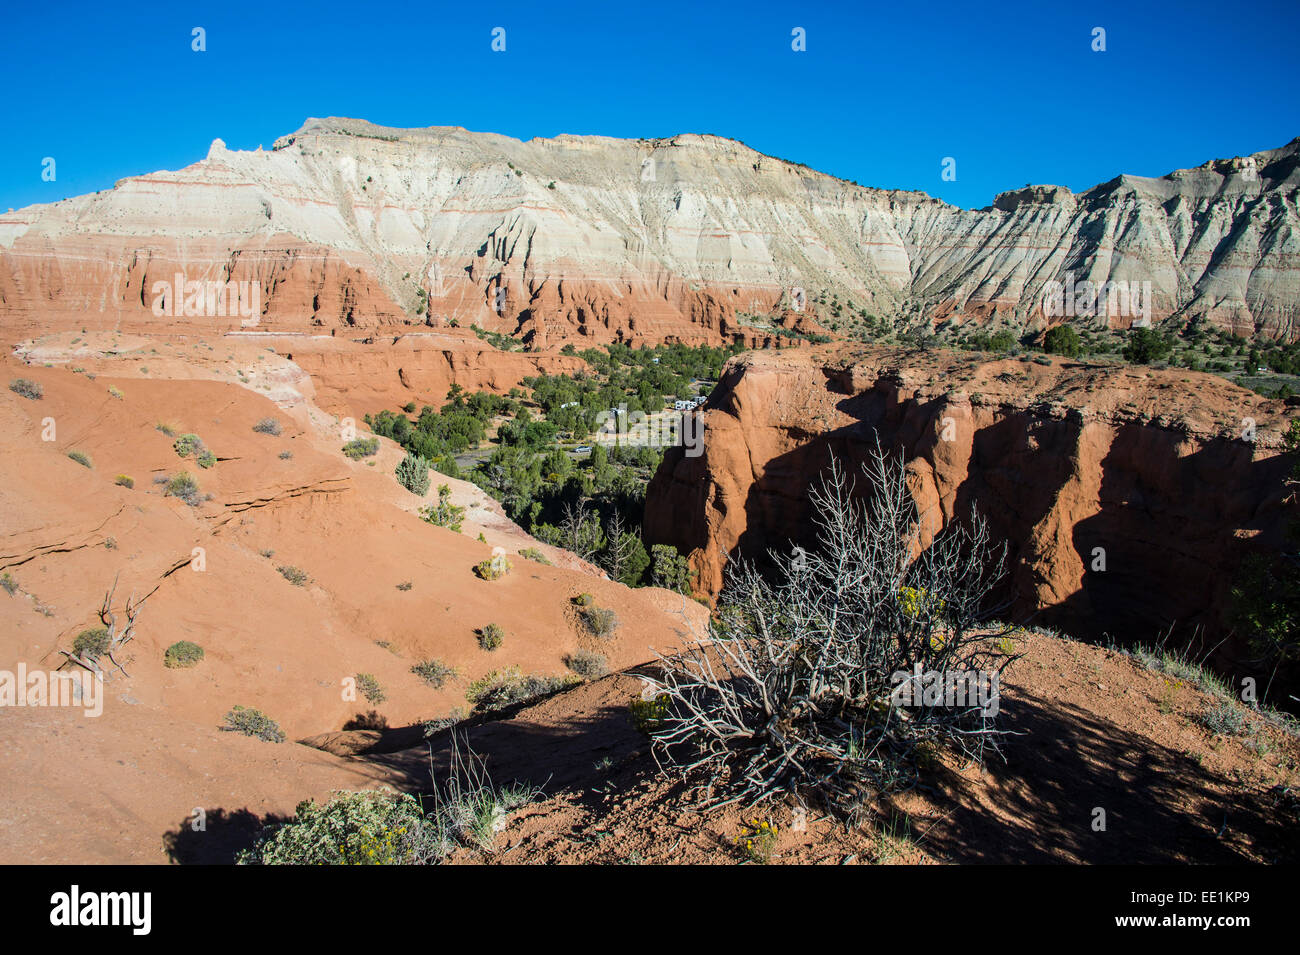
xmin=3 ymin=329 xmax=1295 ymax=865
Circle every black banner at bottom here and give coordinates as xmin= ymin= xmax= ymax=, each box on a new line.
xmin=5 ymin=863 xmax=1279 ymax=942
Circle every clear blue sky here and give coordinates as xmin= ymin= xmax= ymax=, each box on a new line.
xmin=3 ymin=0 xmax=1297 ymax=213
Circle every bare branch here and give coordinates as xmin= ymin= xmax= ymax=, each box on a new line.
xmin=644 ymin=439 xmax=1013 ymax=813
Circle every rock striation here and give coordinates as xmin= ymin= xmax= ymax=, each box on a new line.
xmin=644 ymin=345 xmax=1295 ymax=658
xmin=2 ymin=118 xmax=1297 ymax=345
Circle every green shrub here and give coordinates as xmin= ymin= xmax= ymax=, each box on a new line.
xmin=574 ymin=592 xmax=594 ymax=607
xmin=164 ymin=640 xmax=205 ymax=669
xmin=1123 ymin=327 xmax=1174 ymax=364
xmin=477 ymin=623 xmax=505 ymax=651
xmin=355 ymin=673 xmax=386 ymax=704
xmin=651 ymin=544 xmax=695 ymax=594
xmin=173 ymin=433 xmax=205 ymax=458
xmin=114 ymin=474 xmax=135 ymax=489
xmin=73 ymin=627 xmax=111 ymax=660
xmin=155 ymin=422 xmax=177 ymax=437
xmin=970 ymin=329 xmax=1018 ymax=353
xmin=474 ymin=553 xmax=512 ymax=580
xmin=581 ymin=605 xmax=620 ymax=638
xmin=67 ymin=450 xmax=93 ymax=469
xmin=164 ymin=471 xmax=202 ymax=506
xmin=238 ymin=743 xmax=538 ymax=864
xmin=195 ymin=449 xmax=217 ymax=469
xmin=222 ymin=706 xmax=286 ymax=742
xmin=420 ymin=485 xmax=465 ymax=532
xmin=342 ymin=437 xmax=380 ymax=459
xmin=396 ymin=453 xmax=432 ymax=495
xmin=411 ymin=659 xmax=458 ymax=689
xmin=1201 ymin=702 xmax=1253 ymax=737
xmin=277 ymin=565 xmax=309 ymax=586
xmin=466 ymin=667 xmax=578 ymax=713
xmin=1043 ymin=325 xmax=1081 ymax=357
xmin=239 ymin=791 xmax=443 ymax=864
xmin=518 ymin=547 xmax=551 ymax=565
xmin=630 ymin=693 xmax=669 ymax=734
xmin=1 ymin=573 xmax=17 ymax=595
xmin=565 ymin=649 xmax=608 ymax=679
xmin=9 ymin=378 xmax=42 ymax=400
xmin=253 ymin=417 xmax=282 ymax=435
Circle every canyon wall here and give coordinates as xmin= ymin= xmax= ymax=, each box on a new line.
xmin=2 ymin=118 xmax=1298 ymax=347
xmin=644 ymin=346 xmax=1295 ymax=659
xmin=263 ymin=333 xmax=590 ymax=416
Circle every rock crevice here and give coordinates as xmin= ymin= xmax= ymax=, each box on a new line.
xmin=644 ymin=346 xmax=1293 ymax=658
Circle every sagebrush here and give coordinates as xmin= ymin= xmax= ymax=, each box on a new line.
xmin=466 ymin=666 xmax=577 ymax=713
xmin=396 ymin=453 xmax=432 ymax=495
xmin=238 ymin=734 xmax=537 ymax=864
xmin=644 ymin=443 xmax=1011 ymax=812
xmin=222 ymin=706 xmax=285 ymax=743
xmin=164 ymin=640 xmax=204 ymax=669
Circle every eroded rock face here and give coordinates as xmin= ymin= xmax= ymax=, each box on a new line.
xmin=266 ymin=332 xmax=590 ymax=417
xmin=2 ymin=118 xmax=1298 ymax=344
xmin=644 ymin=346 xmax=1294 ymax=656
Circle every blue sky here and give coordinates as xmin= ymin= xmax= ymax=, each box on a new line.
xmin=2 ymin=0 xmax=1297 ymax=212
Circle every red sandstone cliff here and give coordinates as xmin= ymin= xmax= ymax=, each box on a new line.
xmin=644 ymin=346 xmax=1296 ymax=660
